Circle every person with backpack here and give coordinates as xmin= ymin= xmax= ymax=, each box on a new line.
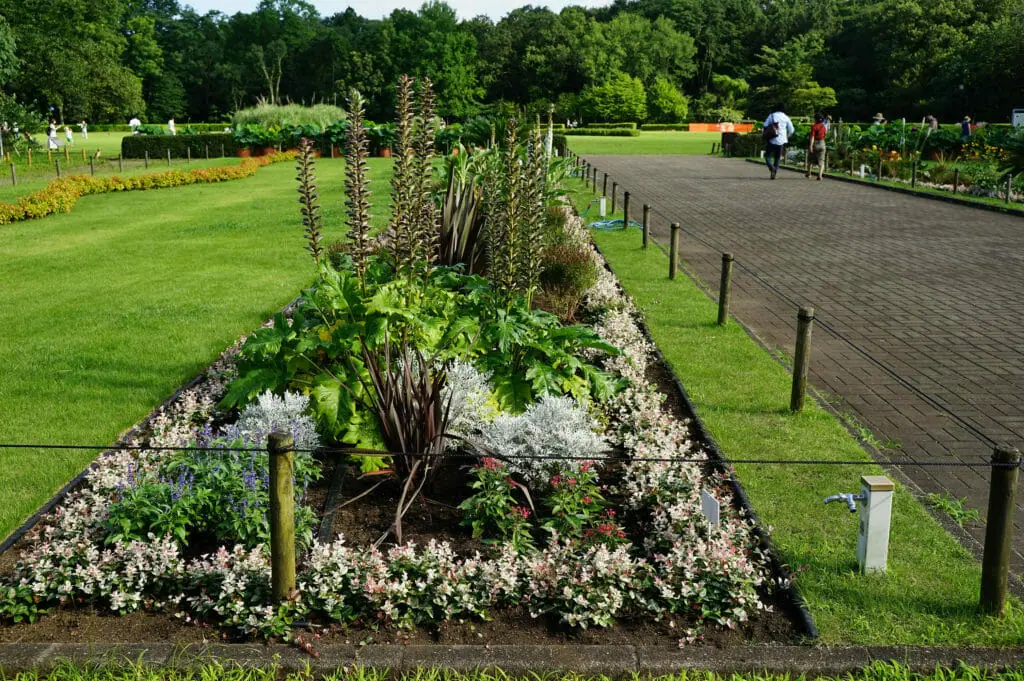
xmin=763 ymin=103 xmax=795 ymax=180
xmin=805 ymin=113 xmax=828 ymax=181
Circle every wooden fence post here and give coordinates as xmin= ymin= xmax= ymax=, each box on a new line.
xmin=55 ymin=159 xmax=61 ymax=178
xmin=9 ymin=163 xmax=16 ymax=186
xmin=27 ymin=148 xmax=32 ymax=167
xmin=790 ymin=307 xmax=815 ymax=412
xmin=187 ymin=147 xmax=192 ymax=165
xmin=205 ymin=144 xmax=210 ymax=160
xmin=221 ymin=143 xmax=225 ymax=158
xmin=118 ymin=155 xmax=123 ymax=172
xmin=602 ymin=172 xmax=608 ymax=198
xmin=167 ymin=149 xmax=171 ymax=167
xmin=89 ymin=157 xmax=95 ymax=176
xmin=642 ymin=204 xmax=650 ymax=249
xmin=669 ymin=223 xmax=680 ymax=280
xmin=623 ymin=191 xmax=630 ymax=229
xmin=953 ymin=168 xmax=960 ymax=194
xmin=911 ymin=161 xmax=917 ymax=188
xmin=268 ymin=432 xmax=296 ymax=601
xmin=980 ymin=444 xmax=1021 ymax=616
xmin=611 ymin=181 xmax=617 ymax=213
xmin=718 ymin=253 xmax=734 ymax=326
xmin=1006 ymin=174 xmax=1013 ymax=204
xmin=144 ymin=151 xmax=149 ymax=169
xmin=64 ymin=146 xmax=69 ymax=163
xmin=877 ymin=157 xmax=883 ymax=182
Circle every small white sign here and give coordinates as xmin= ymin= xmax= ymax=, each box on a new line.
xmin=599 ymin=197 xmax=607 ymax=217
xmin=701 ymin=489 xmax=721 ymax=528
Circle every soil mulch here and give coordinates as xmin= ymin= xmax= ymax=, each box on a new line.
xmin=0 ymin=339 xmax=800 ymax=648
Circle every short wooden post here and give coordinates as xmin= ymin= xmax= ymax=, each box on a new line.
xmin=187 ymin=146 xmax=191 ymax=165
xmin=623 ymin=191 xmax=630 ymax=228
xmin=592 ymin=167 xmax=598 ymax=194
xmin=9 ymin=163 xmax=16 ymax=186
xmin=980 ymin=444 xmax=1021 ymax=616
xmin=711 ymin=142 xmax=717 ymax=154
xmin=144 ymin=151 xmax=149 ymax=169
xmin=64 ymin=146 xmax=69 ymax=162
xmin=611 ymin=181 xmax=617 ymax=213
xmin=669 ymin=223 xmax=680 ymax=280
xmin=205 ymin=144 xmax=210 ymax=160
xmin=118 ymin=155 xmax=123 ymax=172
xmin=642 ymin=204 xmax=650 ymax=249
xmin=81 ymin=148 xmax=86 ymax=162
xmin=850 ymin=153 xmax=855 ymax=175
xmin=911 ymin=161 xmax=917 ymax=188
xmin=55 ymin=159 xmax=61 ymax=178
xmin=27 ymin=149 xmax=32 ymax=167
xmin=1006 ymin=174 xmax=1013 ymax=204
xmin=790 ymin=307 xmax=815 ymax=412
xmin=877 ymin=156 xmax=883 ymax=182
xmin=89 ymin=157 xmax=95 ymax=176
xmin=602 ymin=172 xmax=608 ymax=197
xmin=268 ymin=432 xmax=296 ymax=601
xmin=166 ymin=149 xmax=171 ymax=167
xmin=47 ymin=149 xmax=52 ymax=163
xmin=221 ymin=143 xmax=225 ymax=158
xmin=718 ymin=253 xmax=734 ymax=326
xmin=953 ymin=168 xmax=960 ymax=194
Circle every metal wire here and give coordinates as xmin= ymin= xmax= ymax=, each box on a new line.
xmin=596 ymin=171 xmax=1007 ymax=453
xmin=0 ymin=442 xmax=1016 ymax=468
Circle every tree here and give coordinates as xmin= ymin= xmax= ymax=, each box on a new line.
xmin=647 ymin=76 xmax=688 ymax=122
xmin=252 ymin=40 xmax=287 ymax=105
xmin=750 ymin=33 xmax=836 ymax=117
xmin=0 ymin=17 xmax=18 ymax=86
xmin=580 ymin=71 xmax=647 ymax=123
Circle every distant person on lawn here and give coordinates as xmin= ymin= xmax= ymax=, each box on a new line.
xmin=79 ymin=120 xmax=88 ymax=139
xmin=168 ymin=118 xmax=176 ymax=136
xmin=960 ymin=116 xmax=972 ymax=140
xmin=805 ymin=113 xmax=828 ymax=181
xmin=129 ymin=116 xmax=141 ymax=135
xmin=763 ymin=102 xmax=795 ymax=180
xmin=64 ymin=126 xmax=74 ymax=146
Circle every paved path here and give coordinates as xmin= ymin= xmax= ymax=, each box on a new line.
xmin=582 ymin=154 xmax=1024 ymax=571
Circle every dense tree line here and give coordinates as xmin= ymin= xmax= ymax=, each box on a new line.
xmin=0 ymin=0 xmax=1020 ymax=126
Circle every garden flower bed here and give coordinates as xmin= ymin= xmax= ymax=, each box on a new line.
xmin=0 ymin=80 xmax=801 ymax=650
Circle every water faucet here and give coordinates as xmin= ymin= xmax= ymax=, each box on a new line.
xmin=824 ymin=492 xmax=866 ymax=513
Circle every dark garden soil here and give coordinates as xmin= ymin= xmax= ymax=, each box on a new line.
xmin=0 ymin=349 xmax=800 ymax=647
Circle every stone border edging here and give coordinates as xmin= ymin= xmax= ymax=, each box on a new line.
xmin=0 ymin=298 xmax=301 ymax=557
xmin=741 ymin=157 xmax=1024 ymax=217
xmin=1 ymin=643 xmax=1023 ymax=677
xmin=590 ymin=242 xmax=818 ymax=641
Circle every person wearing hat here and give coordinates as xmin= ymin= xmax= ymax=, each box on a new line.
xmin=960 ymin=116 xmax=972 ymax=140
xmin=872 ymin=113 xmax=886 ymax=126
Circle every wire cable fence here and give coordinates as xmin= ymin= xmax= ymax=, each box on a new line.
xmin=578 ymin=159 xmax=1013 ymax=457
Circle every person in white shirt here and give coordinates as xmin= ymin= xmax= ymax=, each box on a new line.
xmin=168 ymin=118 xmax=176 ymax=136
xmin=129 ymin=116 xmax=142 ymax=135
xmin=79 ymin=120 xmax=88 ymax=139
xmin=763 ymin=102 xmax=795 ymax=180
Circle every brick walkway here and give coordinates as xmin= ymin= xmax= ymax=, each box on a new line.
xmin=582 ymin=154 xmax=1024 ymax=572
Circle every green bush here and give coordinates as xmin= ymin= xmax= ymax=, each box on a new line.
xmin=641 ymin=123 xmax=689 ymax=131
xmin=595 ymin=122 xmax=637 ymax=130
xmin=552 ymin=133 xmax=568 ymax=155
xmin=538 ymin=245 xmax=599 ymax=321
xmin=647 ymin=76 xmax=689 ymax=124
xmin=232 ymin=103 xmax=345 ymax=129
xmin=120 ymin=133 xmax=239 ymax=159
xmin=562 ymin=128 xmax=640 ymax=137
xmin=90 ymin=122 xmax=227 ymax=133
xmin=579 ymin=72 xmax=647 ymax=124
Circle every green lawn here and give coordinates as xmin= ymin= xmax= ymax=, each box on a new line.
xmin=0 ymin=157 xmax=393 ymax=541
xmin=567 ymin=178 xmax=1024 ymax=645
xmin=567 ymin=130 xmax=720 ymax=155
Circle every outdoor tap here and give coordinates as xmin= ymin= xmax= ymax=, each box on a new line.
xmin=824 ymin=492 xmax=866 ymax=513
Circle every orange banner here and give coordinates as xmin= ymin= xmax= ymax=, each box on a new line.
xmin=689 ymin=123 xmax=753 ymax=133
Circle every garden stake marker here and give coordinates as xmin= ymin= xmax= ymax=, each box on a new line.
xmin=980 ymin=444 xmax=1020 ymax=616
xmin=669 ymin=222 xmax=680 ymax=280
xmin=790 ymin=307 xmax=815 ymax=412
xmin=642 ymin=204 xmax=650 ymax=249
xmin=718 ymin=253 xmax=734 ymax=326
xmin=268 ymin=432 xmax=296 ymax=600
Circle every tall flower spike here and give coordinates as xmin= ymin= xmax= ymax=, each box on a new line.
xmin=389 ymin=74 xmax=417 ymax=273
xmin=412 ymin=76 xmax=438 ymax=267
xmin=519 ymin=122 xmax=547 ymax=305
xmin=344 ymin=89 xmax=372 ymax=286
xmin=296 ymin=137 xmax=323 ymax=267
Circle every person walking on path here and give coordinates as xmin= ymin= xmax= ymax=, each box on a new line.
xmin=805 ymin=113 xmax=828 ymax=181
xmin=763 ymin=102 xmax=795 ymax=180
xmin=79 ymin=120 xmax=88 ymax=140
xmin=46 ymin=120 xmax=58 ymax=150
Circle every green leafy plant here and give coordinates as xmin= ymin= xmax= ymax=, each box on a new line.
xmin=541 ymin=462 xmax=608 ymax=540
xmin=926 ymin=492 xmax=980 ymax=528
xmin=457 ymin=457 xmax=535 ymax=552
xmin=438 ymin=145 xmax=486 ymax=273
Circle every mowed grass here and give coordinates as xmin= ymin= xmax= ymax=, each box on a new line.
xmin=566 ymin=178 xmax=1024 ymax=645
xmin=0 ymin=157 xmax=393 ymax=541
xmin=566 ymin=130 xmax=720 ymax=155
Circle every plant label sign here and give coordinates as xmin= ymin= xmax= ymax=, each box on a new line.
xmin=701 ymin=488 xmax=721 ymax=528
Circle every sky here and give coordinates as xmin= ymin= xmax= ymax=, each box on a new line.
xmin=184 ymin=0 xmax=611 ymax=20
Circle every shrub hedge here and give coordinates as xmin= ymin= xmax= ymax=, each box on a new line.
xmin=91 ymin=123 xmax=228 ymax=133
xmin=589 ymin=122 xmax=637 ymax=129
xmin=562 ymin=128 xmax=640 ymax=137
xmin=0 ymin=152 xmax=295 ymax=226
xmin=121 ymin=133 xmax=239 ymax=159
xmin=641 ymin=123 xmax=689 ymax=131
xmin=552 ymin=134 xmax=568 ymax=155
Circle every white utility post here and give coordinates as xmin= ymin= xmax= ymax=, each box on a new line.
xmin=857 ymin=475 xmax=894 ymax=574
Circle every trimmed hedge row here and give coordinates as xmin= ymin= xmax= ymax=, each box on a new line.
xmin=588 ymin=122 xmax=637 ymax=129
xmin=563 ymin=128 xmax=641 ymax=137
xmin=92 ymin=123 xmax=228 ymax=133
xmin=0 ymin=152 xmax=295 ymax=226
xmin=641 ymin=123 xmax=689 ymax=131
xmin=553 ymin=134 xmax=568 ymax=156
xmin=121 ymin=133 xmax=239 ymax=159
